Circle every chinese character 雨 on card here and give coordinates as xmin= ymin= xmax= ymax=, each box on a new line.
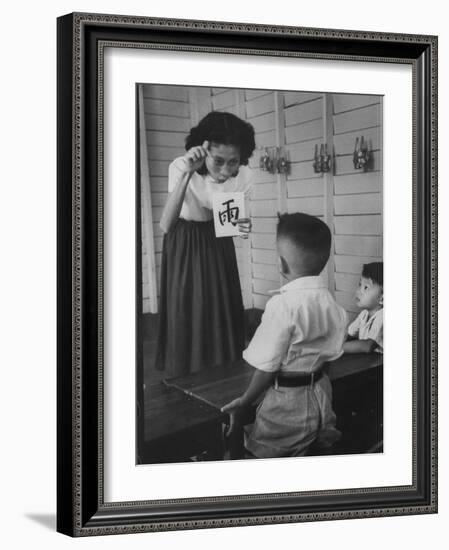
xmin=212 ymin=192 xmax=245 ymax=238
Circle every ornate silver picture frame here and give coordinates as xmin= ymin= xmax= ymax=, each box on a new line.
xmin=57 ymin=12 xmax=437 ymax=536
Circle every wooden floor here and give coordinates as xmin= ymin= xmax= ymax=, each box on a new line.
xmin=139 ymin=312 xmax=226 ymax=464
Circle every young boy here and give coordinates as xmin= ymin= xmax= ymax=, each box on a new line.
xmin=343 ymin=262 xmax=383 ymax=354
xmin=221 ymin=213 xmax=347 ymax=458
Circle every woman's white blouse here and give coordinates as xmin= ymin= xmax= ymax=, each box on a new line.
xmin=168 ymin=156 xmax=254 ymax=221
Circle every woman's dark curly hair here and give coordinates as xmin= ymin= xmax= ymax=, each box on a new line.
xmin=185 ymin=111 xmax=256 ymax=175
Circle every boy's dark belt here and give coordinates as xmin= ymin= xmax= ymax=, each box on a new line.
xmin=275 ymin=369 xmax=324 ymax=387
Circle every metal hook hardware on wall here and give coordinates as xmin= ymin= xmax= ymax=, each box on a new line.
xmin=259 ymin=147 xmax=290 ymax=175
xmin=313 ymin=143 xmax=332 ymax=173
xmin=259 ymin=147 xmax=274 ymax=173
xmin=277 ymin=155 xmax=289 ymax=175
xmin=353 ymin=136 xmax=370 ymax=170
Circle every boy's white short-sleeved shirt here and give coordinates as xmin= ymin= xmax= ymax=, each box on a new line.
xmin=347 ymin=308 xmax=383 ymax=353
xmin=168 ymin=156 xmax=253 ymax=221
xmin=243 ymin=276 xmax=348 ymax=374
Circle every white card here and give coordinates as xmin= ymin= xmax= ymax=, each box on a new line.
xmin=212 ymin=192 xmax=245 ymax=238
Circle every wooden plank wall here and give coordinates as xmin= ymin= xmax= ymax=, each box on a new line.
xmin=247 ymin=91 xmax=327 ymax=309
xmin=284 ymin=91 xmax=325 ymax=211
xmin=141 ymin=85 xmax=191 ymax=313
xmin=284 ymin=92 xmax=325 ymax=219
xmin=245 ymin=90 xmax=278 ymax=309
xmin=332 ymin=94 xmax=383 ymax=320
xmin=140 ymin=85 xmax=383 ymax=321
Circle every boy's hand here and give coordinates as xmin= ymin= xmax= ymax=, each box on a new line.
xmin=221 ymin=397 xmax=246 ymax=437
xmin=237 ymin=218 xmax=252 ymax=239
xmin=183 ymin=140 xmax=210 ymax=174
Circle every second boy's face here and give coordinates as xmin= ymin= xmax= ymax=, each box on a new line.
xmin=355 ymin=276 xmax=383 ymax=311
xmin=205 ymin=143 xmax=240 ymax=183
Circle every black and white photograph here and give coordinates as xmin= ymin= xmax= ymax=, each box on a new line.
xmin=136 ymin=84 xmax=384 ymax=465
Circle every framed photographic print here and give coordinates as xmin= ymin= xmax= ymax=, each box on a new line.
xmin=57 ymin=12 xmax=437 ymax=536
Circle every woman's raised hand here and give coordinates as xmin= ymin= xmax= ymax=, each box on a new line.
xmin=183 ymin=140 xmax=210 ymax=174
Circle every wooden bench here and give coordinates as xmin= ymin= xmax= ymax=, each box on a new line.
xmin=164 ymin=353 xmax=383 ymax=459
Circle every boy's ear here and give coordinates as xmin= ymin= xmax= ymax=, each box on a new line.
xmin=379 ymin=292 xmax=383 ymax=306
xmin=279 ymin=255 xmax=290 ymax=276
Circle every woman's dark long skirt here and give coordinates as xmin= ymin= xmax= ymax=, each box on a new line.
xmin=154 ymin=219 xmax=245 ymax=379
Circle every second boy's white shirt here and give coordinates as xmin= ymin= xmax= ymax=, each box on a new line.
xmin=243 ymin=276 xmax=348 ymax=374
xmin=168 ymin=157 xmax=253 ymax=221
xmin=348 ymin=309 xmax=384 ymax=353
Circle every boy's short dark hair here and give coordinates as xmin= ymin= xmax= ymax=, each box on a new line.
xmin=362 ymin=262 xmax=383 ymax=287
xmin=185 ymin=111 xmax=256 ymax=175
xmin=276 ymin=212 xmax=331 ymax=275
